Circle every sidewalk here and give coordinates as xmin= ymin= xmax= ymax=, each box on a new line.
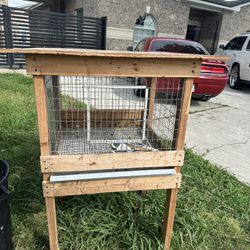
xmin=186 ymin=85 xmax=250 ymax=185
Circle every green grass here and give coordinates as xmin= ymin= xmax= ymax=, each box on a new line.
xmin=0 ymin=73 xmax=249 ymax=250
xmin=61 ymin=94 xmax=88 ymax=109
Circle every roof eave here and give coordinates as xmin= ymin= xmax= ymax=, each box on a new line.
xmin=186 ymin=0 xmax=242 ymax=12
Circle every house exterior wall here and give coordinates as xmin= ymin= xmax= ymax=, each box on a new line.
xmin=63 ymin=0 xmax=250 ymax=51
xmin=219 ymin=5 xmax=250 ymax=46
xmin=65 ymin=0 xmax=190 ymax=50
xmin=65 ymin=0 xmax=98 ymax=17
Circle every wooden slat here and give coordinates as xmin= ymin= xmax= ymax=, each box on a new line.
xmin=43 ymin=174 xmax=182 ymax=197
xmin=52 ymin=76 xmax=62 ymax=149
xmin=147 ymin=77 xmax=157 ymax=127
xmin=34 ymin=76 xmax=59 ymax=249
xmin=52 ymin=76 xmax=61 ymax=132
xmin=33 ymin=75 xmax=50 ymax=156
xmin=61 ymin=109 xmax=144 ymax=128
xmin=25 ymin=54 xmax=201 ymax=77
xmin=162 ymin=78 xmax=194 ymax=250
xmin=0 ymin=48 xmax=229 ymax=61
xmin=40 ymin=150 xmax=185 ymax=173
xmin=45 ymin=198 xmax=59 ymax=250
xmin=175 ymin=78 xmax=194 ymax=151
xmin=162 ymin=189 xmax=178 ymax=250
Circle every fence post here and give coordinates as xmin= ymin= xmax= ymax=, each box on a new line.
xmin=2 ymin=5 xmax=14 ymax=68
xmin=101 ymin=16 xmax=107 ymax=50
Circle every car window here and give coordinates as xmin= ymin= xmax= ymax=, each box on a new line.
xmin=150 ymin=40 xmax=207 ymax=54
xmin=246 ymin=39 xmax=250 ymax=51
xmin=224 ymin=36 xmax=247 ymax=51
xmin=134 ymin=40 xmax=145 ymax=52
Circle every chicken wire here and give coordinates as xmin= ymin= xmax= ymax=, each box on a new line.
xmin=45 ymin=76 xmax=184 ymax=155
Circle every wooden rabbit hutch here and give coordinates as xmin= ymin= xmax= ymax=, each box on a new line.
xmin=1 ymin=48 xmax=226 ymax=249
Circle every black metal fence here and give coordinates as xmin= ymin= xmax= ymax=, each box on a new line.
xmin=0 ymin=5 xmax=107 ymax=68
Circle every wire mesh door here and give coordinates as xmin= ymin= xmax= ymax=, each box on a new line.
xmin=45 ymin=75 xmax=183 ymax=156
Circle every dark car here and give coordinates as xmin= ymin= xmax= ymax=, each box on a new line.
xmin=131 ymin=37 xmax=228 ymax=101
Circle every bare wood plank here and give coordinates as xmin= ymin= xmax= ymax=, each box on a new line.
xmin=0 ymin=48 xmax=229 ymax=62
xmin=43 ymin=174 xmax=182 ymax=197
xmin=52 ymin=76 xmax=61 ymax=140
xmin=34 ymin=77 xmax=58 ymax=249
xmin=162 ymin=189 xmax=178 ymax=250
xmin=61 ymin=109 xmax=144 ymax=120
xmin=61 ymin=109 xmax=144 ymax=128
xmin=175 ymin=78 xmax=194 ymax=151
xmin=147 ymin=77 xmax=157 ymax=127
xmin=162 ymin=78 xmax=193 ymax=249
xmin=40 ymin=150 xmax=185 ymax=173
xmin=33 ymin=75 xmax=50 ymax=155
xmin=45 ymin=198 xmax=59 ymax=250
xmin=26 ymin=54 xmax=201 ymax=77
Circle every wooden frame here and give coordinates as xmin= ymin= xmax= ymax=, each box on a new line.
xmin=43 ymin=174 xmax=182 ymax=197
xmin=0 ymin=48 xmax=227 ymax=250
xmin=40 ymin=150 xmax=184 ymax=173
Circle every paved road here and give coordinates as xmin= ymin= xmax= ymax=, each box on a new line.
xmin=187 ymin=84 xmax=250 ymax=184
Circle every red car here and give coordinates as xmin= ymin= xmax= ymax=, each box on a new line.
xmin=131 ymin=37 xmax=228 ymax=101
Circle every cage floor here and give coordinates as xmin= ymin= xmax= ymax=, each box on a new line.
xmin=57 ymin=127 xmax=152 ymax=155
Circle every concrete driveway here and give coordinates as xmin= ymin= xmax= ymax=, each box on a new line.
xmin=187 ymin=84 xmax=250 ymax=184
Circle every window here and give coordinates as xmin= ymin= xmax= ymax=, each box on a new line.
xmin=246 ymin=39 xmax=250 ymax=51
xmin=75 ymin=8 xmax=83 ymax=17
xmin=134 ymin=39 xmax=145 ymax=52
xmin=150 ymin=40 xmax=207 ymax=55
xmin=224 ymin=36 xmax=247 ymax=51
xmin=133 ymin=15 xmax=156 ymax=49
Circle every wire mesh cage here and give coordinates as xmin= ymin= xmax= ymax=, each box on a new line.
xmin=45 ymin=75 xmax=184 ymax=156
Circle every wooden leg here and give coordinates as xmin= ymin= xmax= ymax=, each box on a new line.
xmin=45 ymin=197 xmax=59 ymax=250
xmin=162 ymin=188 xmax=178 ymax=250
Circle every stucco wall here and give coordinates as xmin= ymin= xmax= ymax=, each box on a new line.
xmin=219 ymin=5 xmax=250 ymax=45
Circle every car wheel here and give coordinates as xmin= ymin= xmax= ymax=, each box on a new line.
xmin=229 ymin=64 xmax=242 ymax=89
xmin=134 ymin=77 xmax=145 ymax=97
xmin=195 ymin=96 xmax=211 ymax=102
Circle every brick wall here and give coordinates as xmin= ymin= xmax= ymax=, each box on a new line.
xmin=65 ymin=0 xmax=190 ymax=50
xmin=95 ymin=0 xmax=189 ymax=35
xmin=219 ymin=5 xmax=250 ymax=45
xmin=65 ymin=0 xmax=98 ymax=17
xmin=64 ymin=0 xmax=250 ymax=51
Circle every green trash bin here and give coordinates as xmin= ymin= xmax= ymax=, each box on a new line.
xmin=0 ymin=160 xmax=13 ymax=250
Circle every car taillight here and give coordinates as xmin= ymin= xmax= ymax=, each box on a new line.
xmin=201 ymin=65 xmax=226 ymax=74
